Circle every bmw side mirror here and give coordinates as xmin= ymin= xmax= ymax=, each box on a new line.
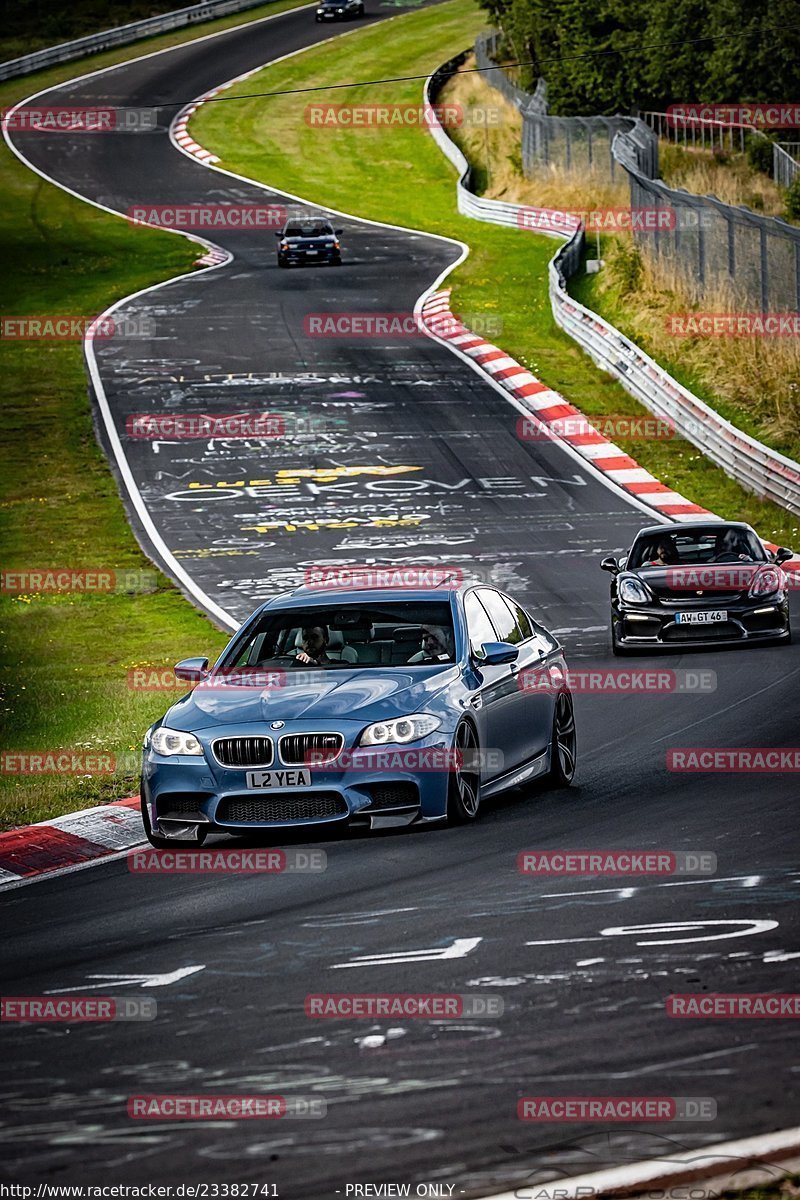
xmin=775 ymin=546 xmax=794 ymax=564
xmin=274 ymin=231 xmax=282 ymax=237
xmin=335 ymin=228 xmax=343 ymax=235
xmin=480 ymin=641 xmax=519 ymax=666
xmin=174 ymin=657 xmax=209 ymax=682
xmin=600 ymin=555 xmax=620 ymax=574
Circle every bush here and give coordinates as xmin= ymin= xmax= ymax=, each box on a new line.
xmin=785 ymin=174 xmax=800 ymax=221
xmin=746 ymin=134 xmax=776 ymax=176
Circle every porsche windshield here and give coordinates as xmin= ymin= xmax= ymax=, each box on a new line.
xmin=629 ymin=526 xmax=767 ymax=569
xmin=222 ymin=601 xmax=456 ymax=671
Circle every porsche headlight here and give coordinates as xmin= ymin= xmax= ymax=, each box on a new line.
xmin=619 ymin=577 xmax=652 ymax=604
xmin=359 ymin=713 xmax=441 ymax=746
xmin=749 ymin=566 xmax=784 ymax=598
xmin=151 ymin=727 xmax=204 ymax=757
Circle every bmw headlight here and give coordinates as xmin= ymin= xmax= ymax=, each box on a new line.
xmin=359 ymin=713 xmax=441 ymax=746
xmin=151 ymin=727 xmax=204 ymax=757
xmin=619 ymin=577 xmax=652 ymax=604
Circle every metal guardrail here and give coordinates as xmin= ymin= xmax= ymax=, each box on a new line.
xmin=774 ymin=143 xmax=800 ymax=188
xmin=425 ymin=55 xmax=800 ymax=518
xmin=613 ymin=126 xmax=800 ymax=311
xmin=428 ymin=54 xmax=580 ymax=246
xmin=640 ymin=111 xmax=800 ymax=190
xmin=0 ymin=0 xmax=280 ymax=81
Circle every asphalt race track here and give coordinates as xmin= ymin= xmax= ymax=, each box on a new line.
xmin=2 ymin=2 xmax=799 ymax=1195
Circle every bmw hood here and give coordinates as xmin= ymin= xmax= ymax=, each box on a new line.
xmin=162 ymin=666 xmax=458 ymax=730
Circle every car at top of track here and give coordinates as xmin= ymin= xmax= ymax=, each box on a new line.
xmin=315 ymin=0 xmax=364 ymax=20
xmin=601 ymin=520 xmax=794 ymax=654
xmin=140 ymin=582 xmax=577 ymax=847
xmin=275 ymin=215 xmax=342 ymax=267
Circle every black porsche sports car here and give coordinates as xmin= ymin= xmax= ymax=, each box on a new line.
xmin=601 ymin=521 xmax=793 ymax=654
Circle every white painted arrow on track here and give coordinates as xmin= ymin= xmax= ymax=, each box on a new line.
xmin=331 ymin=937 xmax=482 ymax=969
xmin=46 ymin=966 xmax=205 ymax=992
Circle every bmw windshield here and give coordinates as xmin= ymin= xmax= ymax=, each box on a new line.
xmin=218 ymin=601 xmax=456 ymax=672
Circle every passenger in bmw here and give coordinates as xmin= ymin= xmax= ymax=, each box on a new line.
xmin=407 ymin=625 xmax=453 ymax=663
xmin=295 ymin=625 xmax=332 ymax=666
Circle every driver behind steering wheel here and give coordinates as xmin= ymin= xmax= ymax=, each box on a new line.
xmin=294 ymin=625 xmax=331 ymax=666
xmin=714 ymin=528 xmax=753 ymax=562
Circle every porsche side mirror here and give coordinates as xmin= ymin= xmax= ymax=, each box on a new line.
xmin=775 ymin=546 xmax=794 ymax=564
xmin=174 ymin=657 xmax=210 ymax=682
xmin=274 ymin=231 xmax=283 ymax=237
xmin=600 ymin=555 xmax=620 ymax=575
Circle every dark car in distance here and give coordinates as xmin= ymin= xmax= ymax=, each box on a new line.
xmin=275 ymin=217 xmax=342 ymax=267
xmin=601 ymin=521 xmax=794 ymax=654
xmin=315 ymin=0 xmax=364 ymax=20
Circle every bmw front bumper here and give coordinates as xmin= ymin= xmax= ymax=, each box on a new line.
xmin=141 ymin=722 xmax=454 ymax=837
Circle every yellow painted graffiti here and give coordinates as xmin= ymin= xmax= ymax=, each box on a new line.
xmin=187 ymin=465 xmax=421 ymax=490
xmin=241 ymin=516 xmax=427 ymax=534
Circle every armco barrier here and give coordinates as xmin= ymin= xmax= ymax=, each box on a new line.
xmin=0 ymin=0 xmax=282 ymax=82
xmin=425 ymin=55 xmax=800 ymax=518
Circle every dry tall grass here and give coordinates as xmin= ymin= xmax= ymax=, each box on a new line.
xmin=599 ymin=239 xmax=800 ymax=450
xmin=659 ymin=143 xmax=785 ymax=217
xmin=440 ymin=57 xmax=628 ymax=210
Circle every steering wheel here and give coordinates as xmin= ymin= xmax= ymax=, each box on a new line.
xmin=257 ymin=653 xmax=314 ymax=667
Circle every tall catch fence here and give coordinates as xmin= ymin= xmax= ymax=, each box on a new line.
xmin=475 ymin=32 xmax=800 ymax=310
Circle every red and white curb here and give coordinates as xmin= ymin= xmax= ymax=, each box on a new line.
xmin=421 ymin=292 xmax=799 ymax=562
xmin=476 ymin=1124 xmax=800 ymax=1200
xmin=0 ymin=797 xmax=143 ymax=889
xmin=422 ymin=289 xmax=709 ymax=522
xmin=172 ymin=103 xmax=220 ymax=164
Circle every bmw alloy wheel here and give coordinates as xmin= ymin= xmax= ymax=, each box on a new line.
xmin=447 ymin=722 xmax=481 ymax=823
xmin=547 ymin=692 xmax=576 ymax=787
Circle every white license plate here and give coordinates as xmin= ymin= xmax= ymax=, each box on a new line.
xmin=675 ymin=610 xmax=727 ymax=625
xmin=246 ymin=768 xmax=311 ymax=789
xmin=305 ymin=249 xmax=319 ymax=255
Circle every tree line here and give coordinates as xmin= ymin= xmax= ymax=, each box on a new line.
xmin=476 ymin=0 xmax=800 ymax=118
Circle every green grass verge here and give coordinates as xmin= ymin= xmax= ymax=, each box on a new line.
xmin=0 ymin=1 xmax=318 ymax=829
xmin=718 ymin=1179 xmax=800 ymax=1200
xmin=191 ymin=0 xmax=799 ymax=554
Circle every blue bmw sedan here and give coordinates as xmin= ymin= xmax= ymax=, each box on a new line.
xmin=140 ymin=584 xmax=576 ymax=846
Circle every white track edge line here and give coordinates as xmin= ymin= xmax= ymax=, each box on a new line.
xmin=472 ymin=1124 xmax=800 ymax=1200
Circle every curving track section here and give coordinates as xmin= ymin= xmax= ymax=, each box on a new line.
xmin=2 ymin=4 xmax=799 ymax=1195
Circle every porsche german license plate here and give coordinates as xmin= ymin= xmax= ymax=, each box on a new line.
xmin=246 ymin=768 xmax=311 ymax=789
xmin=675 ymin=611 xmax=727 ymax=624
